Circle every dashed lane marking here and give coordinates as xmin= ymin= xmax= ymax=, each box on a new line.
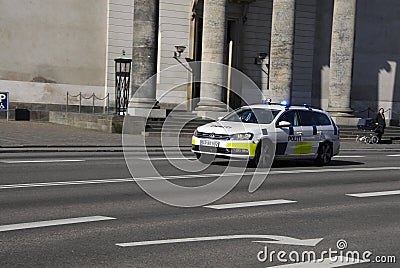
xmin=116 ymin=234 xmax=323 ymax=247
xmin=333 ymin=155 xmax=365 ymax=158
xmin=0 ymin=216 xmax=116 ymax=232
xmin=346 ymin=190 xmax=400 ymax=198
xmin=137 ymin=157 xmax=197 ymax=161
xmin=1 ymin=167 xmax=400 ymax=190
xmin=1 ymin=159 xmax=85 ymax=164
xmin=204 ymin=200 xmax=297 ymax=210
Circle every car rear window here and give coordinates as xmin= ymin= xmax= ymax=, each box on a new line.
xmin=313 ymin=112 xmax=332 ymax=126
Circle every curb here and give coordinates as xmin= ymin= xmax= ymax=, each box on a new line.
xmin=0 ymin=146 xmax=193 ymax=153
xmin=2 ymin=142 xmax=400 ymax=153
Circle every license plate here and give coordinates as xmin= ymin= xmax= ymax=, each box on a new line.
xmin=200 ymin=139 xmax=220 ymax=147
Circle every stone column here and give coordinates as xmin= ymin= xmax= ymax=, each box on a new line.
xmin=195 ymin=0 xmax=227 ymax=116
xmin=128 ymin=0 xmax=165 ymax=118
xmin=268 ymin=0 xmax=296 ymax=103
xmin=327 ymin=0 xmax=357 ymax=116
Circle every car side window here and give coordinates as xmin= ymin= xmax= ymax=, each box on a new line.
xmin=277 ymin=111 xmax=299 ymax=126
xmin=297 ymin=110 xmax=316 ymax=126
xmin=313 ymin=112 xmax=331 ymax=126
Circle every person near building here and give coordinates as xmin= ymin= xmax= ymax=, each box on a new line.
xmin=375 ymin=108 xmax=386 ymax=143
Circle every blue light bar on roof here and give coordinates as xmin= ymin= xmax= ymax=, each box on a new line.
xmin=280 ymin=100 xmax=289 ymax=107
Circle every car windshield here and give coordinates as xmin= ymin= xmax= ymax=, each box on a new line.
xmin=221 ymin=108 xmax=280 ymax=124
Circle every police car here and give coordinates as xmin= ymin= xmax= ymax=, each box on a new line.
xmin=192 ymin=102 xmax=340 ymax=166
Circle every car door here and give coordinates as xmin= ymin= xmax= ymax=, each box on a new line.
xmin=313 ymin=111 xmax=336 ymax=143
xmin=297 ymin=110 xmax=319 ymax=155
xmin=274 ymin=110 xmax=302 ymax=156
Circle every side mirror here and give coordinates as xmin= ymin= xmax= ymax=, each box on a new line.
xmin=278 ymin=121 xmax=291 ymax=127
xmin=217 ymin=116 xmax=223 ymax=121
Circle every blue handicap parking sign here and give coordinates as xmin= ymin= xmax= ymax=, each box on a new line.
xmin=0 ymin=92 xmax=9 ymax=111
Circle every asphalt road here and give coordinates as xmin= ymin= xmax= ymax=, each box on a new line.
xmin=0 ymin=149 xmax=399 ymax=267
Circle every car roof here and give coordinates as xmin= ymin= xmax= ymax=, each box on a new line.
xmin=244 ymin=104 xmax=327 ymax=113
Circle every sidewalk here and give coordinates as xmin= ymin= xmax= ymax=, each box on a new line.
xmin=2 ymin=120 xmax=400 ymax=152
xmin=0 ymin=120 xmax=190 ymax=152
xmin=0 ymin=120 xmax=122 ymax=147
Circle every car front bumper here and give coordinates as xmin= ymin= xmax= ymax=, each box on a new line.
xmin=191 ymin=136 xmax=258 ymax=159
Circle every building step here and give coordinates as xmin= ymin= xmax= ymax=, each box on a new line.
xmin=340 ymin=130 xmax=400 ymax=135
xmin=146 ymin=120 xmax=212 ymax=128
xmin=143 ymin=131 xmax=194 ymax=138
xmin=145 ymin=111 xmax=213 ymax=136
xmin=143 ymin=122 xmax=400 ymax=141
xmin=338 ymin=126 xmax=400 ymax=130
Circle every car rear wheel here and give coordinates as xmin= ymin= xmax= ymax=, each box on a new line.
xmin=315 ymin=142 xmax=332 ymax=166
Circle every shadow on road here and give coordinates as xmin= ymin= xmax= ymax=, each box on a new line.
xmin=212 ymin=159 xmax=365 ymax=168
xmin=272 ymin=159 xmax=365 ymax=168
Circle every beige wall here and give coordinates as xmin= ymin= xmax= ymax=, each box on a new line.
xmin=156 ymin=0 xmax=191 ymax=107
xmin=0 ymin=0 xmax=107 ymax=86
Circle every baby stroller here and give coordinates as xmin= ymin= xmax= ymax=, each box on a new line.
xmin=356 ymin=118 xmax=379 ymax=144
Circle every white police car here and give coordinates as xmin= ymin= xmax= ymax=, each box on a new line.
xmin=192 ymin=102 xmax=340 ymax=166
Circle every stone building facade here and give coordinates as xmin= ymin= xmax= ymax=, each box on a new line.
xmin=1 ymin=0 xmax=399 ymax=123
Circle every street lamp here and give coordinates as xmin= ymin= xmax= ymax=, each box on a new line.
xmin=173 ymin=45 xmax=192 ymax=73
xmin=254 ymin=53 xmax=268 ymax=65
xmin=114 ymin=50 xmax=132 ymax=115
xmin=174 ymin=45 xmax=187 ymax=58
xmin=255 ymin=53 xmax=270 ymax=102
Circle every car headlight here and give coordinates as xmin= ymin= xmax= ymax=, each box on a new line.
xmin=230 ymin=133 xmax=253 ymax=140
xmin=193 ymin=129 xmax=198 ymax=137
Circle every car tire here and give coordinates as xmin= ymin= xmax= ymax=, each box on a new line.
xmin=315 ymin=142 xmax=332 ymax=166
xmin=249 ymin=139 xmax=274 ymax=168
xmin=196 ymin=153 xmax=214 ymax=164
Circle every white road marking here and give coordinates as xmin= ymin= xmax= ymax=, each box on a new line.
xmin=268 ymin=166 xmax=400 ymax=175
xmin=116 ymin=234 xmax=323 ymax=247
xmin=269 ymin=256 xmax=366 ymax=267
xmin=1 ymin=167 xmax=400 ymax=190
xmin=204 ymin=200 xmax=297 ymax=210
xmin=136 ymin=157 xmax=244 ymax=161
xmin=138 ymin=157 xmax=196 ymax=161
xmin=0 ymin=178 xmax=135 ymax=189
xmin=341 ymin=148 xmax=400 ymax=151
xmin=0 ymin=216 xmax=116 ymax=232
xmin=387 ymin=154 xmax=400 ymax=157
xmin=333 ymin=155 xmax=365 ymax=158
xmin=346 ymin=190 xmax=400 ymax=198
xmin=1 ymin=159 xmax=85 ymax=164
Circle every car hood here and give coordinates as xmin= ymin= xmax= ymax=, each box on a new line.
xmin=197 ymin=121 xmax=267 ymax=135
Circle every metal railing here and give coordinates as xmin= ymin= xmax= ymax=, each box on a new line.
xmin=355 ymin=107 xmax=375 ymax=118
xmin=66 ymin=92 xmax=110 ymax=114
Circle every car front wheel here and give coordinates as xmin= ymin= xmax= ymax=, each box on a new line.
xmin=195 ymin=153 xmax=214 ymax=164
xmin=249 ymin=139 xmax=274 ymax=168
